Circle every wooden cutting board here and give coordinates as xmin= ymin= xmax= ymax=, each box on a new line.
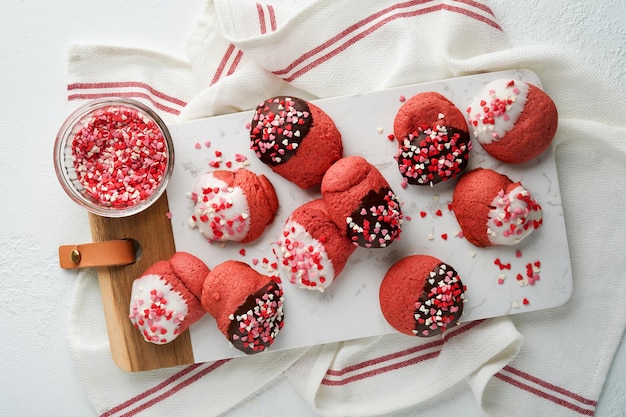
xmin=88 ymin=193 xmax=194 ymax=372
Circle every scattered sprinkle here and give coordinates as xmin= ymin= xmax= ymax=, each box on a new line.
xmin=494 ymin=258 xmax=511 ymax=270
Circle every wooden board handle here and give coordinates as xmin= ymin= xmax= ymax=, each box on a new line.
xmin=88 ymin=193 xmax=195 ymax=372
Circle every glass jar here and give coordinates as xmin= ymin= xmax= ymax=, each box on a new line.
xmin=54 ymin=98 xmax=174 ymax=217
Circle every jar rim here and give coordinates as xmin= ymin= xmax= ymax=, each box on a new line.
xmin=53 ymin=98 xmax=174 ymax=218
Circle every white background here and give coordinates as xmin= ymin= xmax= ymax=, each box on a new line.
xmin=1 ymin=1 xmax=624 ymax=416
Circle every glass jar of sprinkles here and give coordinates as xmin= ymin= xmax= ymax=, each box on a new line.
xmin=54 ymin=98 xmax=174 ymax=218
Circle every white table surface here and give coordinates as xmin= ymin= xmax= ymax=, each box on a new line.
xmin=1 ymin=1 xmax=624 ymax=416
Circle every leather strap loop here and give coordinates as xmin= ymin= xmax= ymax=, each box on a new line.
xmin=59 ymin=240 xmax=136 ymax=269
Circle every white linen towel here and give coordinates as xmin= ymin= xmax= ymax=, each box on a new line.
xmin=66 ymin=1 xmax=626 ymax=416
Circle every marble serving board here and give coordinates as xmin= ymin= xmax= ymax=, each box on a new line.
xmin=166 ymin=69 xmax=573 ymax=363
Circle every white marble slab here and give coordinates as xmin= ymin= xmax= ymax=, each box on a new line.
xmin=165 ymin=69 xmax=572 ymax=362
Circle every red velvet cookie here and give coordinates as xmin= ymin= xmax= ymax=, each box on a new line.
xmin=451 ymin=168 xmax=543 ymax=247
xmin=249 ymin=96 xmax=343 ymax=189
xmin=129 ymin=252 xmax=209 ymax=345
xmin=274 ymin=198 xmax=357 ymax=292
xmin=188 ymin=168 xmax=278 ymax=243
xmin=379 ymin=254 xmax=465 ymax=337
xmin=201 ymin=260 xmax=285 ymax=354
xmin=466 ymin=79 xmax=558 ymax=164
xmin=321 ymin=155 xmax=403 ymax=248
xmin=393 ymin=92 xmax=471 ymax=186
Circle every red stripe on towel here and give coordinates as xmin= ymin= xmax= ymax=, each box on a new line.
xmin=273 ymin=0 xmax=501 ymax=82
xmin=68 ymin=82 xmax=187 ymax=107
xmin=100 ymin=363 xmax=203 ymax=417
xmin=67 ymin=91 xmax=182 ymax=115
xmin=214 ymin=3 xmax=280 ymax=85
xmin=325 ymin=339 xmax=442 ymax=377
xmin=322 ymin=351 xmax=440 ymax=386
xmin=267 ymin=4 xmax=277 ymax=32
xmin=452 ymin=0 xmax=496 ymax=16
xmin=257 ymin=3 xmax=278 ymax=35
xmin=256 ymin=3 xmax=268 ymax=34
xmin=443 ymin=3 xmax=500 ymax=30
xmin=227 ymin=50 xmax=244 ymax=77
xmin=321 ymin=320 xmax=484 ymax=386
xmin=211 ymin=44 xmax=238 ymax=86
xmin=272 ymin=1 xmax=416 ymax=77
xmin=503 ymin=366 xmax=598 ymax=407
xmin=495 ymin=366 xmax=597 ymax=415
xmin=100 ymin=360 xmax=230 ymax=417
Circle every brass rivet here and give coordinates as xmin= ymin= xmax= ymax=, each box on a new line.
xmin=70 ymin=249 xmax=81 ymax=264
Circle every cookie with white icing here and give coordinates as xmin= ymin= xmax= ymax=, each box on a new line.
xmin=274 ymin=198 xmax=356 ymax=292
xmin=129 ymin=252 xmax=209 ymax=345
xmin=188 ymin=169 xmax=278 ymax=243
xmin=466 ymin=79 xmax=557 ymax=164
xmin=451 ymin=168 xmax=543 ymax=247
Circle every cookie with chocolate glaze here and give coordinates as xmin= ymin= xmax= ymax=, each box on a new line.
xmin=201 ymin=260 xmax=285 ymax=354
xmin=379 ymin=254 xmax=465 ymax=337
xmin=250 ymin=96 xmax=343 ymax=189
xmin=466 ymin=79 xmax=557 ymax=164
xmin=393 ymin=92 xmax=471 ymax=186
xmin=321 ymin=155 xmax=403 ymax=248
